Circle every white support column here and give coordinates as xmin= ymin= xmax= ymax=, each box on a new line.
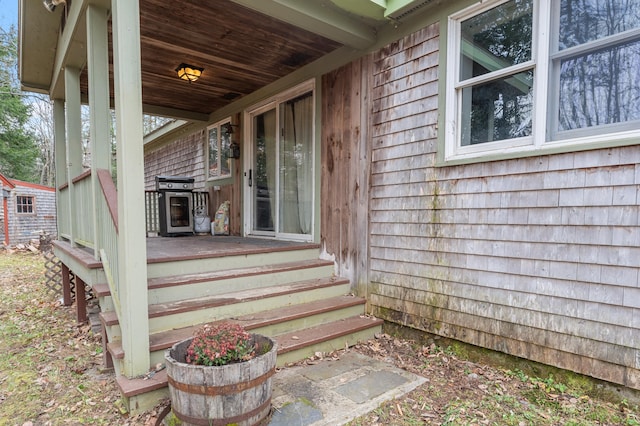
xmin=53 ymin=99 xmax=67 ymax=238
xmin=87 ymin=4 xmax=112 ymax=259
xmin=64 ymin=67 xmax=84 ymax=247
xmin=111 ymin=0 xmax=150 ymax=377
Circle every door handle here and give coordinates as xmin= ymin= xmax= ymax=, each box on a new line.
xmin=248 ymin=169 xmax=252 ymax=187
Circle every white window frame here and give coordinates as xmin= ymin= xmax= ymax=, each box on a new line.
xmin=445 ymin=0 xmax=640 ymax=162
xmin=206 ymin=118 xmax=232 ymax=181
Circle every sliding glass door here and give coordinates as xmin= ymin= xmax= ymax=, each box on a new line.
xmin=246 ymin=83 xmax=315 ymax=241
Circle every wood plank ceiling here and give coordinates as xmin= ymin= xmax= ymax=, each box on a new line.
xmin=83 ymin=0 xmax=343 ymax=119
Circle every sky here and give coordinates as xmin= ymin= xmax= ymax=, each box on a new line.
xmin=0 ymin=0 xmax=18 ymax=31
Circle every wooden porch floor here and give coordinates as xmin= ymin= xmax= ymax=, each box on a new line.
xmin=145 ymin=235 xmax=320 ymax=263
xmin=54 ymin=235 xmax=320 ymax=268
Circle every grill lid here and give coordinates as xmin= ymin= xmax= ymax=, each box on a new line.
xmin=155 ymin=175 xmax=195 ymax=191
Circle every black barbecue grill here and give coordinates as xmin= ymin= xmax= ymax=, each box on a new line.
xmin=156 ymin=176 xmax=195 ymax=236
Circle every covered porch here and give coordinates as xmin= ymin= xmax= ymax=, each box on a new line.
xmin=18 ymin=0 xmax=429 ymax=412
xmin=51 ymin=176 xmax=381 ymax=411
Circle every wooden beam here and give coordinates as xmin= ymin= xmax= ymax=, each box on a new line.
xmin=61 ymin=263 xmax=72 ymax=306
xmin=330 ymin=0 xmax=386 ymax=19
xmin=49 ymin=0 xmax=112 ymax=100
xmin=141 ymin=104 xmax=209 ymax=122
xmin=229 ymin=0 xmax=377 ymax=49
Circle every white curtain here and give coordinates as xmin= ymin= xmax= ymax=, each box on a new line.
xmin=262 ymin=109 xmax=276 ymax=230
xmin=280 ymin=93 xmax=313 ymax=235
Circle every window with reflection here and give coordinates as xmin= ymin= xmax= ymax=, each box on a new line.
xmin=553 ymin=0 xmax=640 ymax=137
xmin=446 ymin=0 xmax=640 ymax=161
xmin=207 ymin=119 xmax=232 ymax=180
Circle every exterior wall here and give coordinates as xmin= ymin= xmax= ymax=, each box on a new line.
xmin=1 ymin=181 xmax=57 ymax=246
xmin=144 ymin=129 xmax=207 ymax=191
xmin=321 ymin=56 xmax=372 ymax=292
xmin=361 ymin=22 xmax=640 ymax=390
xmin=143 ymin=128 xmax=243 ymax=235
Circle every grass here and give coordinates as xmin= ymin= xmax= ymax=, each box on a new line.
xmin=2 ymin=251 xmax=639 ymax=425
xmin=347 ymin=337 xmax=640 ymax=426
xmin=0 ymin=252 xmax=125 ymax=425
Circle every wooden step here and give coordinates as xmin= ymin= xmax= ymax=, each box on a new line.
xmin=275 ymin=315 xmax=383 ymax=365
xmin=92 ymin=258 xmax=334 ymax=298
xmin=116 ymin=315 xmax=383 ymax=399
xmin=100 ymin=276 xmax=350 ymax=327
xmin=146 ymin=246 xmax=322 ymax=278
xmin=148 ymin=259 xmax=334 ymax=290
xmin=107 ymin=295 xmax=366 ymax=360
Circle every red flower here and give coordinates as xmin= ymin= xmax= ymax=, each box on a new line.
xmin=185 ymin=322 xmax=255 ymax=366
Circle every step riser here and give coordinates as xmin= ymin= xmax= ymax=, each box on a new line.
xmin=146 ymin=303 xmax=366 ymax=366
xmin=103 ymin=282 xmax=352 ymax=341
xmin=146 ymin=248 xmax=323 ymax=278
xmin=97 ymin=295 xmax=114 ymax=313
xmin=147 ymin=264 xmax=335 ymax=305
xmin=147 ymin=283 xmax=352 ymax=335
xmin=275 ymin=326 xmax=382 ymax=366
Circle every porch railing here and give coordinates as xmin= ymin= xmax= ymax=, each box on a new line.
xmin=144 ymin=191 xmax=159 ymax=235
xmin=96 ymin=169 xmax=122 ymax=319
xmin=57 ymin=184 xmax=71 ymax=240
xmin=144 ymin=190 xmax=209 ymax=235
xmin=72 ymin=171 xmax=95 ymax=248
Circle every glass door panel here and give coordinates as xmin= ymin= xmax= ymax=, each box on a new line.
xmin=246 ymin=85 xmax=314 ymax=241
xmin=252 ymin=108 xmax=276 ymax=233
xmin=279 ymin=93 xmax=313 ymax=235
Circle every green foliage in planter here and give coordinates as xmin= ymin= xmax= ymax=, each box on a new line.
xmin=186 ymin=322 xmax=256 ymax=366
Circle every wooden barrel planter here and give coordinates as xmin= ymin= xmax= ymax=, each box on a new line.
xmin=165 ymin=334 xmax=277 ymax=426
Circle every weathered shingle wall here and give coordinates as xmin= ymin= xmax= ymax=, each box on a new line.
xmin=144 ymin=129 xmax=207 ymax=190
xmin=368 ymin=22 xmax=640 ymax=390
xmin=2 ymin=184 xmax=57 ymax=245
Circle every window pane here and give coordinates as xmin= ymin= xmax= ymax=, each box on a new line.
xmin=558 ymin=39 xmax=640 ymax=131
xmin=460 ymin=0 xmax=533 ymax=80
xmin=16 ymin=196 xmax=34 ymax=214
xmin=461 ymin=70 xmax=534 ymax=146
xmin=208 ymin=127 xmax=219 ymax=178
xmin=220 ymin=128 xmax=231 ymax=176
xmin=559 ymin=0 xmax=640 ymax=50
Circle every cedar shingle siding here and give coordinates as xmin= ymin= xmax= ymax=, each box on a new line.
xmin=367 ymin=23 xmax=639 ymax=390
xmin=1 ymin=178 xmax=57 ymax=246
xmin=144 ymin=130 xmax=207 ymax=190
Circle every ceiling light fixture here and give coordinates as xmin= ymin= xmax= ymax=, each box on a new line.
xmin=176 ymin=63 xmax=204 ymax=82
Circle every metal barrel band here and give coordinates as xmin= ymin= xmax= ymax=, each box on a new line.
xmin=167 ymin=366 xmax=275 ymax=396
xmin=172 ymin=396 xmax=272 ymax=426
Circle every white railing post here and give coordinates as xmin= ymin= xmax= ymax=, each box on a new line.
xmin=87 ymin=4 xmax=112 ymax=260
xmin=64 ymin=66 xmax=84 ymax=247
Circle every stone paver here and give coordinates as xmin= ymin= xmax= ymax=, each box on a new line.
xmin=269 ymin=351 xmax=427 ymax=426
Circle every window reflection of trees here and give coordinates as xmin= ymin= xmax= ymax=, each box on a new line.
xmin=460 ymin=0 xmax=534 ymax=146
xmin=557 ymin=0 xmax=640 ymax=132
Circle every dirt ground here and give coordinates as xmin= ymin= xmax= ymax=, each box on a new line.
xmin=1 ymin=251 xmax=638 ymax=425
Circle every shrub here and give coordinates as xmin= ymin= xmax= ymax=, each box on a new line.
xmin=186 ymin=322 xmax=256 ymax=366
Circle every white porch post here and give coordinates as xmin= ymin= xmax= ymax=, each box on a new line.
xmin=64 ymin=67 xmax=83 ymax=247
xmin=53 ymin=99 xmax=67 ymax=237
xmin=111 ymin=0 xmax=150 ymax=376
xmin=86 ymin=4 xmax=111 ymax=259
